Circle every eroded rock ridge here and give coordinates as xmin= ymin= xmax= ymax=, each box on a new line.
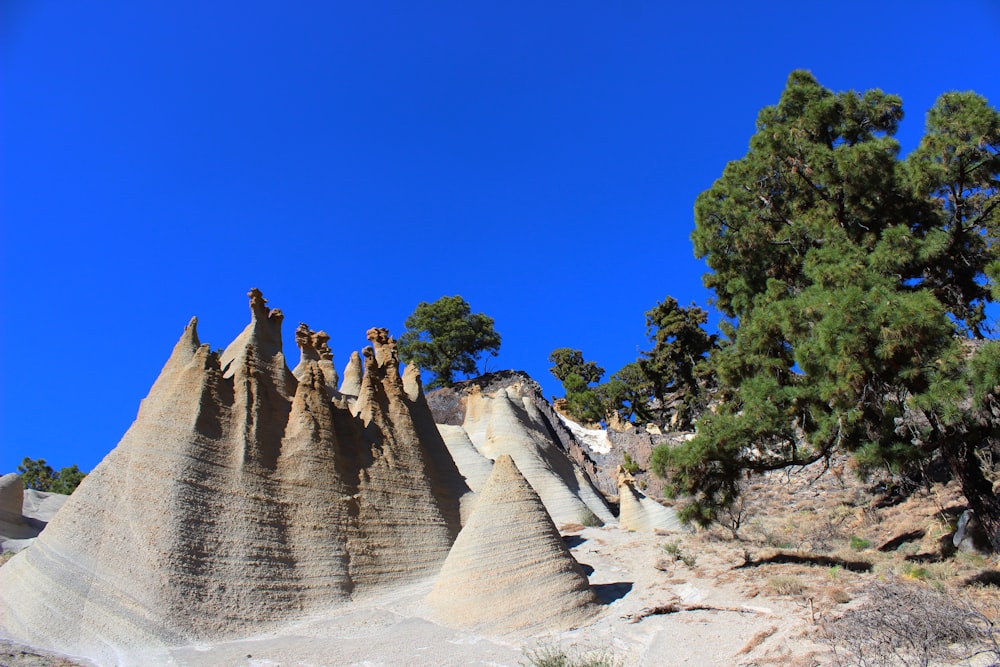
xmin=0 ymin=290 xmax=467 ymax=663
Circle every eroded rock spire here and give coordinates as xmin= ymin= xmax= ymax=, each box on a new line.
xmin=293 ymin=323 xmax=339 ymax=395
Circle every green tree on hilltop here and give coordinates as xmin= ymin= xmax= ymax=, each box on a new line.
xmin=17 ymin=457 xmax=55 ymax=491
xmin=639 ymin=298 xmax=717 ymax=430
xmin=50 ymin=465 xmax=87 ymax=495
xmin=17 ymin=457 xmax=87 ymax=494
xmin=398 ymin=295 xmax=501 ymax=388
xmin=654 ymin=71 xmax=1000 ymax=549
xmin=548 ymin=348 xmax=607 ymax=423
xmin=597 ymin=361 xmax=656 ymax=425
xmin=905 ymin=91 xmax=1000 ymax=337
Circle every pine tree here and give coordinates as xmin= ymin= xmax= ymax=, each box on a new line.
xmin=548 ymin=348 xmax=606 ymax=423
xmin=655 ymin=71 xmax=1000 ymax=549
xmin=398 ymin=296 xmax=501 ymax=388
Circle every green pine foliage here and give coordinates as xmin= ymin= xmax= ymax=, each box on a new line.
xmin=567 ymin=299 xmax=716 ymax=430
xmin=637 ymin=298 xmax=717 ymax=430
xmin=596 ymin=361 xmax=656 ymax=424
xmin=656 ymin=71 xmax=1000 ymax=549
xmin=398 ymin=295 xmax=501 ymax=389
xmin=548 ymin=348 xmax=607 ymax=423
xmin=17 ymin=457 xmax=87 ymax=494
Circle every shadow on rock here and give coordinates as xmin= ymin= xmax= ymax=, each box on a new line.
xmin=592 ymin=582 xmax=633 ymax=604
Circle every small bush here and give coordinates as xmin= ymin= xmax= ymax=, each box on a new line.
xmin=767 ymin=575 xmax=807 ymax=596
xmin=659 ymin=540 xmax=697 ymax=567
xmin=622 ymin=452 xmax=641 ymax=475
xmin=848 ymin=536 xmax=872 ymax=551
xmin=826 ymin=587 xmax=852 ymax=604
xmin=580 ymin=511 xmax=602 ymax=528
xmin=902 ymin=562 xmax=930 ymax=581
xmin=718 ymin=489 xmax=749 ymax=540
xmin=823 ymin=579 xmax=998 ymax=667
xmin=522 ymin=645 xmax=622 ymax=667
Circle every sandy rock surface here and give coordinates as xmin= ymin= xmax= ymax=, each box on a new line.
xmin=0 ymin=292 xmax=467 ymax=665
xmin=618 ymin=473 xmax=687 ymax=533
xmin=0 ymin=475 xmax=68 ymax=554
xmin=427 ymin=455 xmax=599 ymax=631
xmin=113 ymin=524 xmax=819 ymax=666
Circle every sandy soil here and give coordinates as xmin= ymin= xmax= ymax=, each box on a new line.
xmin=0 ymin=523 xmax=824 ymax=667
xmin=4 ymin=460 xmax=998 ymax=667
xmin=102 ymin=524 xmax=823 ymax=667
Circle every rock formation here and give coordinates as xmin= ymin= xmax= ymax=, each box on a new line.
xmin=436 ymin=424 xmax=493 ymax=494
xmin=616 ymin=467 xmax=686 ymax=533
xmin=0 ymin=474 xmax=34 ymax=551
xmin=426 ymin=454 xmax=600 ymax=631
xmin=425 ymin=373 xmax=613 ymax=526
xmin=339 ymin=351 xmax=363 ymax=398
xmin=0 ymin=475 xmax=70 ymax=554
xmin=0 ymin=473 xmax=23 ymax=525
xmin=0 ymin=290 xmax=468 ymax=665
xmin=291 ymin=323 xmax=339 ymax=396
xmin=426 ymin=374 xmax=613 ymax=527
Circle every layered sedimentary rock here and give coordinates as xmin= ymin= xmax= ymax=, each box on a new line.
xmin=0 ymin=474 xmax=33 ymax=551
xmin=427 ymin=376 xmax=614 ymax=527
xmin=617 ymin=468 xmax=686 ymax=533
xmin=436 ymin=424 xmax=494 ymax=521
xmin=436 ymin=425 xmax=493 ymax=494
xmin=427 ymin=455 xmax=600 ymax=631
xmin=0 ymin=290 xmax=468 ymax=664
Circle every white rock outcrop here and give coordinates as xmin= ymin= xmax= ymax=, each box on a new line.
xmin=459 ymin=387 xmax=614 ymax=527
xmin=617 ymin=468 xmax=686 ymax=532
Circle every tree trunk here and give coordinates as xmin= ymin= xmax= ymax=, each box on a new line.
xmin=940 ymin=436 xmax=1000 ymax=553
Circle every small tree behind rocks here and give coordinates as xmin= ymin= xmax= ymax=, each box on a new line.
xmin=398 ymin=295 xmax=501 ymax=389
xmin=17 ymin=457 xmax=87 ymax=494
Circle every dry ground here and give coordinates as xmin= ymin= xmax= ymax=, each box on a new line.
xmin=2 ymin=456 xmax=998 ymax=666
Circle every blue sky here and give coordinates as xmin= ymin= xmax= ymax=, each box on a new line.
xmin=3 ymin=1 xmax=999 ymax=474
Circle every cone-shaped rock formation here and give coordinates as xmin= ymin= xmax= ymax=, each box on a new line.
xmin=0 ymin=473 xmax=23 ymax=525
xmin=436 ymin=425 xmax=494 ymax=494
xmin=0 ymin=290 xmax=468 ymax=665
xmin=617 ymin=468 xmax=686 ymax=532
xmin=460 ymin=387 xmax=614 ymax=526
xmin=427 ymin=454 xmax=600 ymax=631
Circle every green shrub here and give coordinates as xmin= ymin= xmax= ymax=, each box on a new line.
xmin=849 ymin=536 xmax=872 ymax=551
xmin=622 ymin=452 xmax=641 ymax=475
xmin=902 ymin=562 xmax=930 ymax=581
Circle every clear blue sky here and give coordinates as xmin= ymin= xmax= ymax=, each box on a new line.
xmin=3 ymin=1 xmax=999 ymax=474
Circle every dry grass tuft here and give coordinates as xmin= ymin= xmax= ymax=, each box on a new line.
xmin=822 ymin=579 xmax=1000 ymax=667
xmin=768 ymin=575 xmax=808 ymax=597
xmin=737 ymin=625 xmax=778 ymax=654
